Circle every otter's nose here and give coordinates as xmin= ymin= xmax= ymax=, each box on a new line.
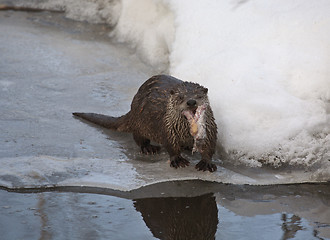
xmin=187 ymin=99 xmax=197 ymax=107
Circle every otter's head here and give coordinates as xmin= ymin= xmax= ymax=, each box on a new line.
xmin=169 ymin=82 xmax=209 ymax=116
xmin=165 ymin=82 xmax=210 ymax=141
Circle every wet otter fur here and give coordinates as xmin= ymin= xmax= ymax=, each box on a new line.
xmin=73 ymin=75 xmax=218 ymax=172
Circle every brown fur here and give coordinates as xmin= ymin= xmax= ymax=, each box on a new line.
xmin=73 ymin=75 xmax=218 ymax=172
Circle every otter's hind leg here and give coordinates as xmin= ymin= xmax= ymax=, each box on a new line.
xmin=133 ymin=133 xmax=161 ymax=154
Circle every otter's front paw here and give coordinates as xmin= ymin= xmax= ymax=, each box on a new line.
xmin=141 ymin=145 xmax=161 ymax=154
xmin=195 ymin=160 xmax=217 ymax=172
xmin=170 ymin=156 xmax=190 ymax=168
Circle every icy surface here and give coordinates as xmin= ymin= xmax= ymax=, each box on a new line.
xmin=0 ymin=4 xmax=329 ymax=191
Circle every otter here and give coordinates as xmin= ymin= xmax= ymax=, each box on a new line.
xmin=73 ymin=75 xmax=218 ymax=172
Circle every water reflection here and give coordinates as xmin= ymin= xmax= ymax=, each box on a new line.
xmin=134 ymin=194 xmax=218 ymax=240
xmin=1 ymin=182 xmax=329 ymax=239
xmin=36 ymin=194 xmax=52 ymax=240
xmin=281 ymin=214 xmax=303 ymax=240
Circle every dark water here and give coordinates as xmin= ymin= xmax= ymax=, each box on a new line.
xmin=1 ymin=181 xmax=329 ymax=240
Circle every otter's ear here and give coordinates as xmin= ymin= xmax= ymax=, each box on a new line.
xmin=170 ymin=89 xmax=175 ymax=95
xmin=203 ymin=87 xmax=208 ymax=94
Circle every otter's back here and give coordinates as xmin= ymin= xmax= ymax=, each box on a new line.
xmin=127 ymin=75 xmax=183 ymax=142
xmin=131 ymin=75 xmax=182 ymax=114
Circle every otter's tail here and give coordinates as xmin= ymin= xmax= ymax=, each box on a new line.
xmin=72 ymin=112 xmax=130 ymax=132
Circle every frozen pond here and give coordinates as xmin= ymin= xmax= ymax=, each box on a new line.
xmin=0 ymin=6 xmax=329 ymax=240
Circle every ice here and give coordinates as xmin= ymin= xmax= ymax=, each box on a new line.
xmin=3 ymin=154 xmax=329 ymax=190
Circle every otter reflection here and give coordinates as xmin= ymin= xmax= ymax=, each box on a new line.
xmin=134 ymin=193 xmax=218 ymax=240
